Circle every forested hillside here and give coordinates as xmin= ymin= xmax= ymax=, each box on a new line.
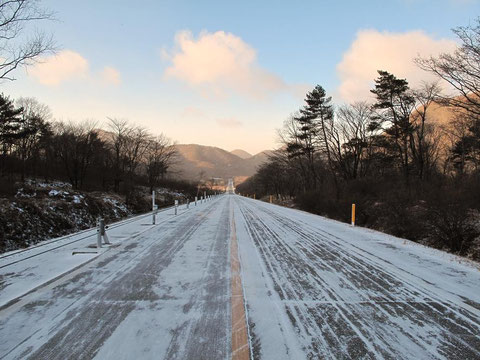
xmin=0 ymin=102 xmax=213 ymax=252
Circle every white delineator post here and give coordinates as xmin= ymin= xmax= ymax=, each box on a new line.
xmin=175 ymin=200 xmax=179 ymax=215
xmin=97 ymin=217 xmax=102 ymax=248
xmin=187 ymin=199 xmax=190 ymax=209
xmin=195 ymin=196 xmax=198 ymax=206
xmin=102 ymin=220 xmax=110 ymax=245
xmin=97 ymin=218 xmax=110 ymax=248
xmin=152 ymin=190 xmax=156 ymax=225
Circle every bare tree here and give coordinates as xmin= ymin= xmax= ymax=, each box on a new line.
xmin=123 ymin=125 xmax=151 ymax=204
xmin=277 ymin=114 xmax=310 ymax=192
xmin=145 ymin=135 xmax=176 ymax=192
xmin=334 ymin=102 xmax=375 ymax=179
xmin=409 ymin=82 xmax=443 ymax=179
xmin=123 ymin=126 xmax=150 ymax=179
xmin=54 ymin=120 xmax=102 ymax=189
xmin=15 ymin=97 xmax=51 ymax=180
xmin=415 ymin=18 xmax=480 ymax=117
xmin=16 ymin=96 xmax=51 ymax=120
xmin=0 ymin=0 xmax=55 ymax=81
xmin=106 ymin=118 xmax=131 ymax=192
xmin=265 ymin=149 xmax=301 ymax=199
xmin=106 ymin=118 xmax=152 ymax=200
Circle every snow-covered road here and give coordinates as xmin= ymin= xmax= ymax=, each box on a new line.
xmin=1 ymin=195 xmax=479 ymax=359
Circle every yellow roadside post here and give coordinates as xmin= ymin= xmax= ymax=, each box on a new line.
xmin=351 ymin=203 xmax=356 ymax=226
xmin=253 ymin=194 xmax=256 ymax=200
xmin=269 ymin=195 xmax=272 ymax=203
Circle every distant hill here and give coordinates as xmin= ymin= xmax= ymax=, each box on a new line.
xmin=230 ymin=149 xmax=252 ymax=159
xmin=173 ymin=144 xmax=270 ymax=183
xmin=91 ymin=131 xmax=269 ymax=184
xmin=242 ymin=150 xmax=272 ymax=170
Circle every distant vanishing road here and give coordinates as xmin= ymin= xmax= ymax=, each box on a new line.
xmin=1 ymin=195 xmax=480 ymax=359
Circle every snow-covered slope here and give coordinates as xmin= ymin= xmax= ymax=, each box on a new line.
xmin=0 ymin=181 xmax=131 ymax=253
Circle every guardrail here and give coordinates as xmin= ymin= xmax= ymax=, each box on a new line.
xmin=0 ymin=193 xmax=223 ymax=269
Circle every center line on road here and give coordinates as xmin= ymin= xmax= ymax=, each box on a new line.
xmin=230 ymin=207 xmax=251 ymax=360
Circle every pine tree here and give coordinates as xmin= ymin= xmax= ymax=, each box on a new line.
xmin=286 ymin=85 xmax=333 ymax=190
xmin=370 ymin=70 xmax=415 ymax=183
xmin=450 ymin=118 xmax=480 ymax=174
xmin=0 ymin=93 xmax=24 ymax=155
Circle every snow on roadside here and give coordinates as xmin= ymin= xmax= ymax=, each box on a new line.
xmin=0 ymin=203 xmax=189 ymax=309
xmin=1 ymin=182 xmax=132 ymax=253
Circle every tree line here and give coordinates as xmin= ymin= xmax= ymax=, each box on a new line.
xmin=238 ymin=19 xmax=480 ymax=260
xmin=0 ymin=95 xmax=178 ymax=204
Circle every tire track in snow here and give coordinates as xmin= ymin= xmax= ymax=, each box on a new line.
xmin=256 ymin=204 xmax=480 ymax=358
xmin=237 ymin=203 xmax=341 ymax=357
xmin=236 ymin=197 xmax=480 ymax=359
xmin=1 ymin=200 xmax=226 ymax=360
xmin=163 ymin=199 xmax=231 ymax=359
xmin=237 ymin=200 xmax=383 ymax=359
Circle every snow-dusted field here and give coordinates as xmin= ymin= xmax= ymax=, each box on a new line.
xmin=0 ymin=195 xmax=479 ymax=359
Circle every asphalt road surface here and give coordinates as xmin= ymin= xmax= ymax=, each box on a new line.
xmin=1 ymin=195 xmax=479 ymax=359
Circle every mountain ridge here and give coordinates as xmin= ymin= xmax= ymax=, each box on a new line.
xmin=172 ymin=144 xmax=271 ymax=183
xmin=230 ymin=149 xmax=252 ymax=159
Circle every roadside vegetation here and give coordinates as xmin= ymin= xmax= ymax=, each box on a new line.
xmin=0 ymin=1 xmax=214 ymax=252
xmin=237 ymin=19 xmax=480 ymax=261
xmin=0 ymin=99 xmax=220 ymax=253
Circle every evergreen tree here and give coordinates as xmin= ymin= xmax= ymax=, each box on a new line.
xmin=286 ymin=85 xmax=333 ymax=190
xmin=370 ymin=70 xmax=415 ymax=183
xmin=450 ymin=118 xmax=480 ymax=173
xmin=0 ymin=93 xmax=24 ymax=155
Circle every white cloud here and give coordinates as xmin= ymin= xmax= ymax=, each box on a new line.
xmin=336 ymin=30 xmax=458 ymax=103
xmin=29 ymin=50 xmax=89 ymax=86
xmin=28 ymin=50 xmax=121 ymax=87
xmin=101 ymin=66 xmax=121 ymax=85
xmin=163 ymin=30 xmax=288 ymax=100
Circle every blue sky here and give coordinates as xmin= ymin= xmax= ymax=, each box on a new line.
xmin=2 ymin=0 xmax=479 ymax=153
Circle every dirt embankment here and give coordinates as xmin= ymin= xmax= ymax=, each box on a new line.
xmin=0 ymin=180 xmax=192 ymax=253
xmin=0 ymin=181 xmax=133 ymax=253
